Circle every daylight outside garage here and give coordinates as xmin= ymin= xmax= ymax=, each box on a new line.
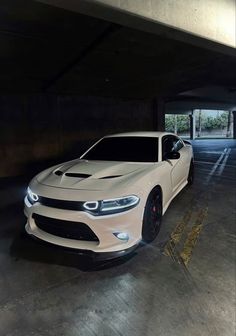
xmin=165 ymin=110 xmax=234 ymax=139
xmin=194 ymin=109 xmax=233 ymax=138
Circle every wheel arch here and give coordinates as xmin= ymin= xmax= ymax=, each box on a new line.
xmin=141 ymin=184 xmax=163 ymax=242
xmin=146 ymin=184 xmax=163 ymax=213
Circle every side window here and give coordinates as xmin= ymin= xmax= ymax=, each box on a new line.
xmin=162 ymin=136 xmax=174 ymax=160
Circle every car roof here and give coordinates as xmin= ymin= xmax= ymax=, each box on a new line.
xmin=105 ymin=131 xmax=175 ymax=138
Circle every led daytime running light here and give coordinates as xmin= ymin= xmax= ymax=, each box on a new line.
xmin=27 ymin=187 xmax=39 ymax=202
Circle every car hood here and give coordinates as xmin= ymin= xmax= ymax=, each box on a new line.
xmin=36 ymin=159 xmax=154 ymax=191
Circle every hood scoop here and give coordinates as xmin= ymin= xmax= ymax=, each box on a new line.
xmin=39 ymin=160 xmax=150 ymax=190
xmin=99 ymin=175 xmax=122 ymax=179
xmin=55 ymin=170 xmax=63 ymax=176
xmin=65 ymin=173 xmax=91 ymax=178
xmin=54 ymin=170 xmax=91 ymax=178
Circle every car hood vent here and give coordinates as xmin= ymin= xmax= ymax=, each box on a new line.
xmin=99 ymin=175 xmax=122 ymax=179
xmin=65 ymin=173 xmax=91 ymax=178
xmin=55 ymin=170 xmax=63 ymax=176
xmin=40 ymin=160 xmax=151 ymax=190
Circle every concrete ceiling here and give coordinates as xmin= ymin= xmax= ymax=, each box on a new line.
xmin=0 ymin=0 xmax=236 ymax=99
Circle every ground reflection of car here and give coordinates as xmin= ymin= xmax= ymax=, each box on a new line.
xmin=24 ymin=132 xmax=194 ymax=260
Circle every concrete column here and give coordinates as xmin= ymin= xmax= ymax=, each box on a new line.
xmin=232 ymin=110 xmax=236 ymax=139
xmin=153 ymin=98 xmax=165 ymax=131
xmin=174 ymin=114 xmax=177 ymax=134
xmin=189 ymin=111 xmax=196 ymax=140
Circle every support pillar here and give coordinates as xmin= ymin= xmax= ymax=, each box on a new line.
xmin=174 ymin=114 xmax=177 ymax=134
xmin=189 ymin=110 xmax=196 ymax=140
xmin=153 ymin=98 xmax=165 ymax=131
xmin=232 ymin=110 xmax=236 ymax=139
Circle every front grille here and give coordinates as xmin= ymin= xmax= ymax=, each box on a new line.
xmin=28 ymin=196 xmax=101 ymax=216
xmin=33 ymin=214 xmax=99 ymax=242
xmin=38 ymin=196 xmax=84 ymax=211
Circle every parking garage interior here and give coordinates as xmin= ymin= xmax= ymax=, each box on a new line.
xmin=0 ymin=1 xmax=236 ymax=336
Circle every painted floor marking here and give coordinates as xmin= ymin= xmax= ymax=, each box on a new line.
xmin=164 ymin=210 xmax=192 ymax=258
xmin=206 ymin=148 xmax=228 ymax=183
xmin=199 ymin=151 xmax=225 ymax=154
xmin=163 ymin=146 xmax=229 ymax=265
xmin=195 ymin=160 xmax=236 ymax=169
xmin=216 ymin=148 xmax=231 ymax=176
xmin=164 ymin=207 xmax=208 ymax=266
xmin=180 ymin=208 xmax=208 ymax=266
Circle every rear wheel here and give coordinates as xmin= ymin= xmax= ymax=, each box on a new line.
xmin=187 ymin=160 xmax=194 ymax=185
xmin=142 ymin=188 xmax=162 ymax=243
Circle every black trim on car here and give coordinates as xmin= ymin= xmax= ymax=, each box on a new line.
xmin=27 ymin=195 xmax=139 ymax=216
xmin=32 ymin=214 xmax=99 ymax=242
xmin=183 ymin=140 xmax=191 ymax=145
xmin=26 ymin=230 xmax=139 ymax=261
xmin=38 ymin=196 xmax=84 ymax=211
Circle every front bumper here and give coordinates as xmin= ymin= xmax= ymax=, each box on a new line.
xmin=25 ymin=231 xmax=139 ymax=261
xmin=24 ymin=196 xmax=143 ymax=254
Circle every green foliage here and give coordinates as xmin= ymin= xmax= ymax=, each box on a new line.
xmin=165 ymin=112 xmax=229 ymax=133
xmin=177 ymin=115 xmax=189 ymax=132
xmin=165 ymin=115 xmax=175 ymax=132
xmin=195 ymin=111 xmax=228 ymax=130
xmin=165 ymin=115 xmax=189 ymax=132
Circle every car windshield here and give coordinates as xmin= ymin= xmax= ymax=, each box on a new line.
xmin=82 ymin=136 xmax=158 ymax=162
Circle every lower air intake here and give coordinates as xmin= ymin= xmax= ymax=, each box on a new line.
xmin=33 ymin=214 xmax=99 ymax=242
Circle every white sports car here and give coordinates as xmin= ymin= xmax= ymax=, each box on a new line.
xmin=24 ymin=132 xmax=194 ymax=259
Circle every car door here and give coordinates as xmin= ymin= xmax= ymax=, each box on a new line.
xmin=173 ymin=136 xmax=190 ymax=183
xmin=162 ymin=135 xmax=186 ymax=193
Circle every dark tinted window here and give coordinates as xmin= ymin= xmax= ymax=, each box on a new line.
xmin=82 ymin=136 xmax=158 ymax=162
xmin=162 ymin=136 xmax=173 ymax=157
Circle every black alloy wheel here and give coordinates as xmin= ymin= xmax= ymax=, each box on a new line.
xmin=142 ymin=188 xmax=162 ymax=243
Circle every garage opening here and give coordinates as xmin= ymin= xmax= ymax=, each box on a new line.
xmin=194 ymin=109 xmax=233 ymax=138
xmin=165 ymin=110 xmax=234 ymax=139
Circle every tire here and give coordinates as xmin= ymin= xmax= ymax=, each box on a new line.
xmin=187 ymin=160 xmax=194 ymax=185
xmin=142 ymin=188 xmax=163 ymax=243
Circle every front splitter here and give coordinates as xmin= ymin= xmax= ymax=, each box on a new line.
xmin=26 ymin=230 xmax=139 ymax=261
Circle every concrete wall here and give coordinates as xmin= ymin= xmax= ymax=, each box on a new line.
xmin=38 ymin=0 xmax=236 ymax=53
xmin=0 ymin=95 xmax=154 ymax=177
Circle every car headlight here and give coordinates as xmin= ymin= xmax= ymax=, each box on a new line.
xmin=83 ymin=195 xmax=139 ymax=215
xmin=27 ymin=187 xmax=39 ymax=204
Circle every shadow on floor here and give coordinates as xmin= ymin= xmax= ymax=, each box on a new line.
xmin=10 ymin=229 xmax=139 ymax=272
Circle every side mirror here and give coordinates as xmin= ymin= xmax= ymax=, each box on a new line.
xmin=165 ymin=151 xmax=180 ymax=160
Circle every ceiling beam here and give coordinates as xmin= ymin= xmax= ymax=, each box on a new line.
xmin=37 ymin=0 xmax=236 ymax=57
xmin=43 ymin=23 xmax=121 ymax=91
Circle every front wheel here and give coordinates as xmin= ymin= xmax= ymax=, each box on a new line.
xmin=142 ymin=188 xmax=162 ymax=243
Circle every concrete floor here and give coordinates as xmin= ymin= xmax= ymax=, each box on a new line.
xmin=0 ymin=140 xmax=235 ymax=336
